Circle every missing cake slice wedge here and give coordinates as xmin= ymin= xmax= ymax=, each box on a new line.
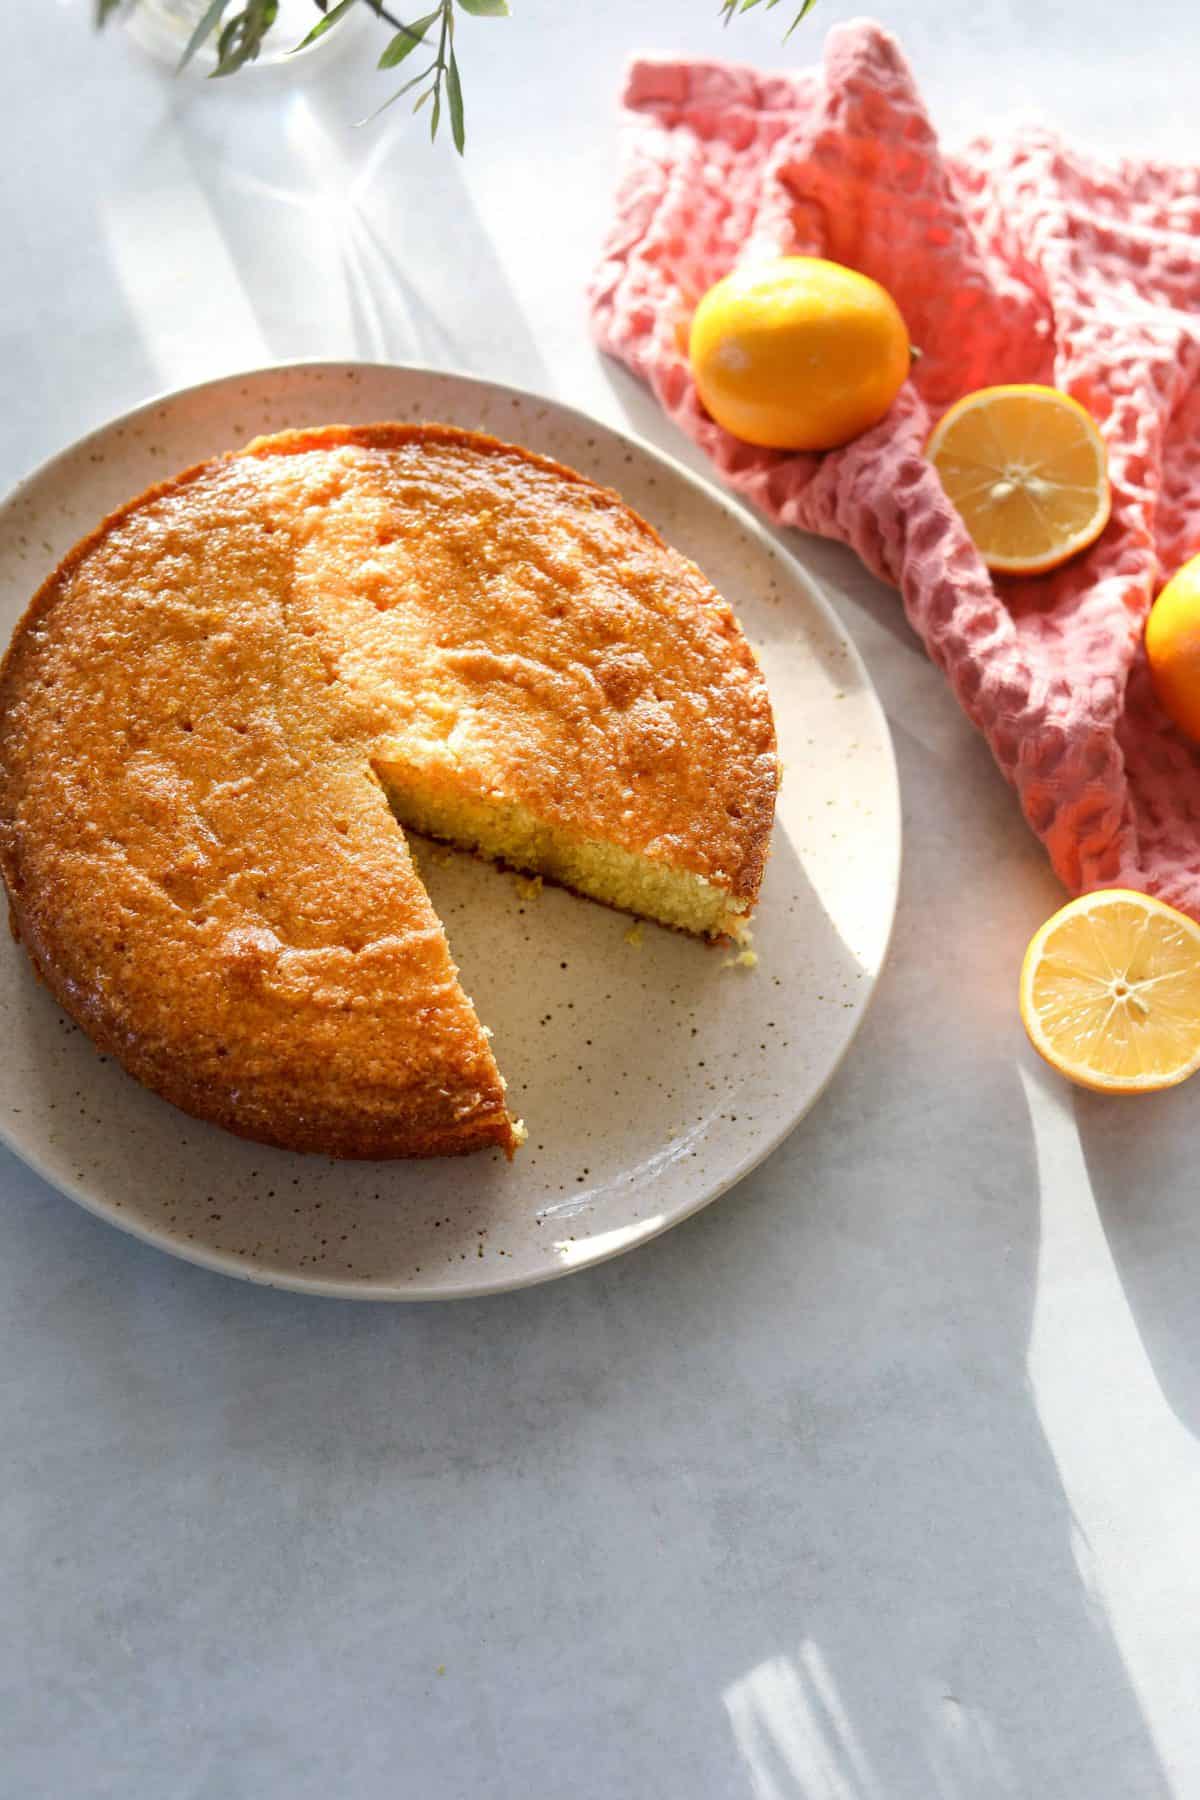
xmin=375 ymin=752 xmax=756 ymax=941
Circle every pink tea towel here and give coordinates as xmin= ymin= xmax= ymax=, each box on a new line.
xmin=590 ymin=21 xmax=1200 ymax=914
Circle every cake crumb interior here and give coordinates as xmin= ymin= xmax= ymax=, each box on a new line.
xmin=375 ymin=756 xmax=746 ymax=940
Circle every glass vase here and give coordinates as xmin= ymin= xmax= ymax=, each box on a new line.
xmin=124 ymin=0 xmax=357 ymax=72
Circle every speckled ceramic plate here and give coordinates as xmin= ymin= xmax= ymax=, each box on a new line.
xmin=0 ymin=363 xmax=899 ymax=1299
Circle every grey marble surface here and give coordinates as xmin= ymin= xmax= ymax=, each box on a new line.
xmin=3 ymin=4 xmax=1199 ymax=1795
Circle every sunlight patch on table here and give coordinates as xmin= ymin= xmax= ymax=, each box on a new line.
xmin=723 ymin=1645 xmax=881 ymax=1800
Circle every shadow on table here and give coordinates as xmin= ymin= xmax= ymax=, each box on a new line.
xmin=97 ymin=56 xmax=552 ymax=394
xmin=174 ymin=65 xmax=553 ymax=392
xmin=666 ymin=716 xmax=1170 ymax=1799
xmin=1077 ymin=1085 xmax=1200 ymax=1442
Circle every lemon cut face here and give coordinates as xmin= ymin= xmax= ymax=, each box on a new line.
xmin=1020 ymin=890 xmax=1200 ymax=1093
xmin=927 ymin=384 xmax=1111 ymax=575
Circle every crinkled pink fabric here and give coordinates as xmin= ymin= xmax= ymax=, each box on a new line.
xmin=590 ymin=20 xmax=1200 ymax=911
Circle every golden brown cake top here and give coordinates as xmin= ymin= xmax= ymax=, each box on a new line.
xmin=0 ymin=425 xmax=777 ymax=1156
xmin=249 ymin=426 xmax=777 ymax=894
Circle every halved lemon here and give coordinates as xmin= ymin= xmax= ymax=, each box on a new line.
xmin=1020 ymin=889 xmax=1200 ymax=1093
xmin=927 ymin=384 xmax=1110 ymax=575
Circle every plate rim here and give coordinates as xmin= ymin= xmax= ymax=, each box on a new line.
xmin=0 ymin=358 xmax=901 ymax=1301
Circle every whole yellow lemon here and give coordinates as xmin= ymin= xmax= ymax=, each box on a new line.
xmin=1146 ymin=554 xmax=1200 ymax=743
xmin=688 ymin=256 xmax=911 ymax=451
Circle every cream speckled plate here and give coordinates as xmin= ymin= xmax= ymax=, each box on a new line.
xmin=0 ymin=364 xmax=899 ymax=1299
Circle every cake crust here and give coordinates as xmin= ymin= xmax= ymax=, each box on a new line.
xmin=0 ymin=425 xmax=777 ymax=1157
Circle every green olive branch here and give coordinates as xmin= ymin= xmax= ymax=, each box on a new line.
xmin=97 ymin=1 xmax=816 ymax=150
xmin=719 ymin=0 xmax=816 ymax=36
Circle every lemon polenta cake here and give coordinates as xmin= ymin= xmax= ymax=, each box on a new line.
xmin=0 ymin=425 xmax=778 ymax=1157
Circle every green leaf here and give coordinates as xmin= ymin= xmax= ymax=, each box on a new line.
xmin=95 ymin=0 xmax=125 ymax=24
xmin=357 ymin=63 xmax=433 ymax=124
xmin=430 ymin=82 xmax=441 ymax=141
xmin=293 ymin=0 xmax=357 ymax=52
xmin=387 ymin=65 xmax=436 ymax=103
xmin=178 ymin=0 xmax=230 ymax=67
xmin=721 ymin=0 xmax=819 ymax=31
xmin=456 ymin=0 xmax=510 ymax=15
xmin=211 ymin=0 xmax=279 ymax=75
xmin=782 ymin=0 xmax=818 ymax=34
xmin=377 ymin=7 xmax=440 ymax=67
xmin=446 ymin=47 xmax=465 ymax=152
